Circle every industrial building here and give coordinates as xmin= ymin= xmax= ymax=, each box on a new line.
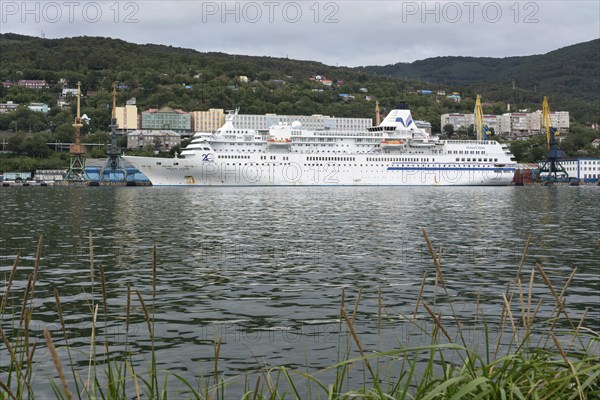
xmin=544 ymin=158 xmax=600 ymax=182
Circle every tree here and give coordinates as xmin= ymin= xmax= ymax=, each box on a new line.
xmin=7 ymin=133 xmax=25 ymax=153
xmin=467 ymin=124 xmax=475 ymax=137
xmin=22 ymin=134 xmax=51 ymax=158
xmin=442 ymin=124 xmax=454 ymax=136
xmin=52 ymin=124 xmax=76 ymax=143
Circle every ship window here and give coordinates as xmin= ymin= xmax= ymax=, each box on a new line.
xmin=156 ymin=162 xmax=162 ymax=165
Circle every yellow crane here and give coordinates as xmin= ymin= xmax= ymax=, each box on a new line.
xmin=538 ymin=96 xmax=568 ymax=182
xmin=541 ymin=96 xmax=561 ymax=147
xmin=474 ymin=95 xmax=487 ymax=141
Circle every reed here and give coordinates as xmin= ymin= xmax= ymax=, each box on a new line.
xmin=43 ymin=328 xmax=72 ymax=400
xmin=1 ymin=234 xmax=598 ymax=400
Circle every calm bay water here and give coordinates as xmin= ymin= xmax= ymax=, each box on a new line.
xmin=1 ymin=186 xmax=599 ymax=395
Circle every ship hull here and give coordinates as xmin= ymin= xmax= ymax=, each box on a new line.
xmin=123 ymin=155 xmax=515 ymax=186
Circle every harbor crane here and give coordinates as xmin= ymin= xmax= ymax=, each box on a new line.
xmin=537 ymin=96 xmax=568 ymax=182
xmin=474 ymin=95 xmax=489 ymax=141
xmin=99 ymin=82 xmax=127 ymax=182
xmin=64 ymin=82 xmax=89 ymax=180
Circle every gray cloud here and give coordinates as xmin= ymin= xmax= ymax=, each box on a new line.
xmin=1 ymin=1 xmax=598 ymax=66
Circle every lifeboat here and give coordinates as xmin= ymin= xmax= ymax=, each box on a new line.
xmin=380 ymin=139 xmax=405 ymax=149
xmin=266 ymin=138 xmax=292 ymax=147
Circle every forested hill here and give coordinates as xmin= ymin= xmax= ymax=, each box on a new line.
xmin=359 ymin=39 xmax=600 ymax=103
xmin=0 ymin=33 xmax=342 ymax=81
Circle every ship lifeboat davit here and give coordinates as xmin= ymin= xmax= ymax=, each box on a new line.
xmin=380 ymin=139 xmax=405 ymax=149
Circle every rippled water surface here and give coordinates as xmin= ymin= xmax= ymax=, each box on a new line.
xmin=1 ymin=186 xmax=598 ymax=395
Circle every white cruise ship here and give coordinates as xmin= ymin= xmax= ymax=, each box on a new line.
xmin=123 ymin=104 xmax=517 ymax=186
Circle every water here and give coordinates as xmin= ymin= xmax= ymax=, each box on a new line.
xmin=1 ymin=186 xmax=599 ymax=396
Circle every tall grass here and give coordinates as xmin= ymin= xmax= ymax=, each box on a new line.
xmin=1 ymin=230 xmax=599 ymax=399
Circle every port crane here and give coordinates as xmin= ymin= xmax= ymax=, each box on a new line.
xmin=99 ymin=82 xmax=127 ymax=182
xmin=64 ymin=82 xmax=89 ymax=180
xmin=537 ymin=96 xmax=568 ymax=182
xmin=474 ymin=95 xmax=489 ymax=141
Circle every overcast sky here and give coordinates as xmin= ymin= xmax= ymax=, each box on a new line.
xmin=1 ymin=1 xmax=599 ymax=67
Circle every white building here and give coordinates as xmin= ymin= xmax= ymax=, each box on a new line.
xmin=443 ymin=110 xmax=570 ymax=136
xmin=529 ymin=110 xmax=570 ymax=134
xmin=440 ymin=113 xmax=474 ymax=132
xmin=28 ymin=103 xmax=49 ymax=113
xmin=0 ymin=101 xmax=18 ymax=113
xmin=34 ymin=169 xmax=66 ymax=181
xmin=500 ymin=113 xmax=530 ymax=135
xmin=540 ymin=158 xmax=600 ymax=182
xmin=233 ymin=113 xmax=373 ymax=131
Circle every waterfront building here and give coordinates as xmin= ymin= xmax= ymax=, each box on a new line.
xmin=191 ymin=108 xmax=225 ymax=133
xmin=127 ymin=130 xmax=181 ymax=151
xmin=34 ymin=170 xmax=66 ymax=181
xmin=3 ymin=172 xmax=32 ymax=181
xmin=141 ymin=107 xmax=192 ymax=133
xmin=538 ymin=158 xmax=600 ymax=182
xmin=116 ymin=104 xmax=139 ymax=131
xmin=233 ymin=113 xmax=372 ymax=131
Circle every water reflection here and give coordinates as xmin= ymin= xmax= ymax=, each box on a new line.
xmin=1 ymin=185 xmax=598 ymax=395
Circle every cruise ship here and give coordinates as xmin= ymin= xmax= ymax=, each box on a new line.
xmin=123 ymin=104 xmax=517 ymax=186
